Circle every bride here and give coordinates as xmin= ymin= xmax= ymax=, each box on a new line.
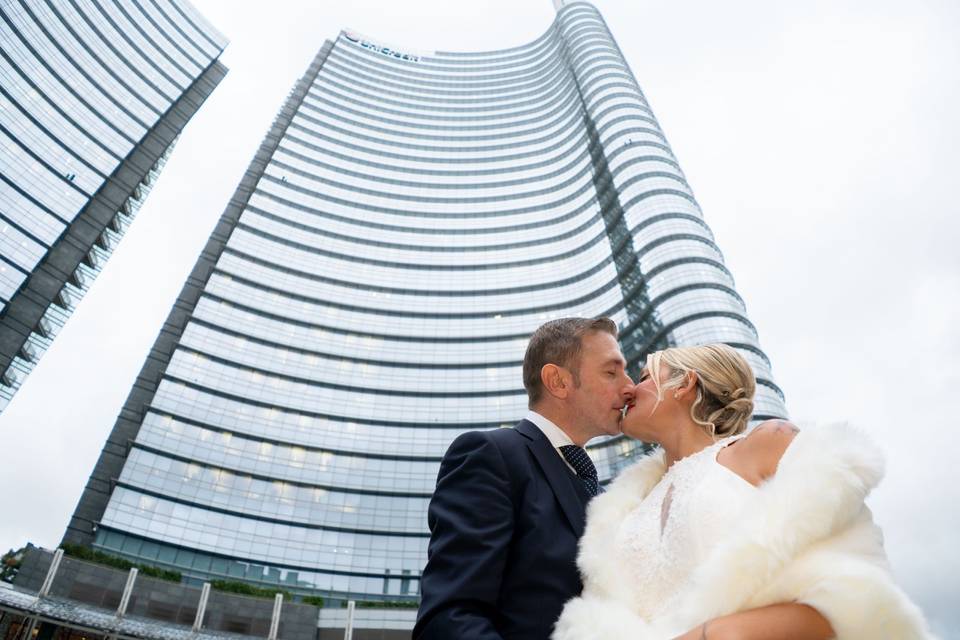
xmin=553 ymin=344 xmax=932 ymax=640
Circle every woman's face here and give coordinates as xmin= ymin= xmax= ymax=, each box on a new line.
xmin=620 ymin=361 xmax=678 ymax=442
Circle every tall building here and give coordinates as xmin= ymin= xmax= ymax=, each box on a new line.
xmin=0 ymin=0 xmax=228 ymax=411
xmin=65 ymin=1 xmax=786 ymax=603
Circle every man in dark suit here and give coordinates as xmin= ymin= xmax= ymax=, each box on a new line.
xmin=414 ymin=317 xmax=635 ymax=640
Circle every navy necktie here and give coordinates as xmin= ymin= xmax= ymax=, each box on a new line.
xmin=559 ymin=444 xmax=600 ymax=497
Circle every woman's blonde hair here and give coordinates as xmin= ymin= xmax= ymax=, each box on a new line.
xmin=646 ymin=343 xmax=756 ymax=438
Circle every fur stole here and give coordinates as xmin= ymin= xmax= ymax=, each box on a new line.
xmin=553 ymin=424 xmax=933 ymax=639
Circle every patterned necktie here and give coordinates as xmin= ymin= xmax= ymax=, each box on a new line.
xmin=559 ymin=444 xmax=600 ymax=497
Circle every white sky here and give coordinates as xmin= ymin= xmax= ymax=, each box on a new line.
xmin=2 ymin=0 xmax=958 ymax=634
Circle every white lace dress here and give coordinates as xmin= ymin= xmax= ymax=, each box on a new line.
xmin=614 ymin=437 xmax=756 ymax=621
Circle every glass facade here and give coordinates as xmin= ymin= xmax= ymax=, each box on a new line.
xmin=0 ymin=0 xmax=228 ymax=411
xmin=68 ymin=1 xmax=787 ymax=601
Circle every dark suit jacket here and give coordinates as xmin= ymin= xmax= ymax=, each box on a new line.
xmin=413 ymin=419 xmax=591 ymax=640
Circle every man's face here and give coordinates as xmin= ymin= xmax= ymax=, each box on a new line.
xmin=566 ymin=331 xmax=633 ymax=439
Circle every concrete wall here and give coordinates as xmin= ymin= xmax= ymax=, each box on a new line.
xmin=15 ymin=548 xmax=319 ymax=640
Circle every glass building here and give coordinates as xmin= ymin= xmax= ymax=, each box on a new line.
xmin=65 ymin=1 xmax=787 ymax=602
xmin=0 ymin=0 xmax=228 ymax=411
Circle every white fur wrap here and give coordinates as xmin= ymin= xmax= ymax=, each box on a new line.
xmin=552 ymin=424 xmax=934 ymax=639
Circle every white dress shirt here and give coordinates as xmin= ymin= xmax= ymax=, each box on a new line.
xmin=524 ymin=410 xmax=577 ymax=474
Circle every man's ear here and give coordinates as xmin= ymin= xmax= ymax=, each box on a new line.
xmin=541 ymin=364 xmax=571 ymax=399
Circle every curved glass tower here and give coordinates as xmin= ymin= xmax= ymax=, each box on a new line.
xmin=66 ymin=1 xmax=786 ymax=601
xmin=0 ymin=0 xmax=228 ymax=411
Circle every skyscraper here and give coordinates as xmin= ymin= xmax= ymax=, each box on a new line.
xmin=0 ymin=0 xmax=228 ymax=411
xmin=66 ymin=1 xmax=786 ymax=602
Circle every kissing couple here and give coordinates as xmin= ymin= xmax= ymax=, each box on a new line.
xmin=413 ymin=317 xmax=932 ymax=639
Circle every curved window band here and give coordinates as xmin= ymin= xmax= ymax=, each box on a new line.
xmin=290 ymin=99 xmax=666 ymax=156
xmin=144 ymin=407 xmax=449 ymax=461
xmin=270 ymin=136 xmax=674 ymax=198
xmin=200 ymin=294 xmax=532 ymax=345
xmin=296 ymin=92 xmax=657 ymax=149
xmin=163 ymin=375 xmax=521 ymax=430
xmin=162 ymin=0 xmax=224 ymax=51
xmin=303 ymin=83 xmax=584 ymax=134
xmin=9 ymin=0 xmax=151 ymax=130
xmin=321 ymin=54 xmax=572 ymax=103
xmin=129 ymin=442 xmax=434 ymax=499
xmin=240 ymin=205 xmax=703 ymax=256
xmin=330 ymin=43 xmax=570 ymax=90
xmin=281 ymin=122 xmax=671 ymax=173
xmin=226 ymin=212 xmax=713 ymax=273
xmin=80 ymin=0 xmax=187 ymax=90
xmin=257 ymin=162 xmax=683 ymax=217
xmin=337 ymin=40 xmax=582 ymax=87
xmin=187 ymin=316 xmax=522 ymax=370
xmin=96 ymin=526 xmax=422 ymax=581
xmin=139 ymin=0 xmax=213 ymax=69
xmin=323 ymin=45 xmax=637 ymax=106
xmin=124 ymin=0 xmax=207 ymax=69
xmin=173 ymin=284 xmax=746 ymax=398
xmin=194 ymin=260 xmax=732 ymax=366
xmin=315 ymin=64 xmax=574 ymax=114
xmin=269 ymin=151 xmax=685 ymax=204
xmin=38 ymin=0 xmax=168 ymax=114
xmin=319 ymin=54 xmax=639 ymax=112
xmin=112 ymin=483 xmax=431 ymax=537
xmin=204 ymin=267 xmax=625 ymax=319
xmin=310 ymin=76 xmax=649 ymax=128
xmin=274 ymin=141 xmax=677 ymax=188
xmin=0 ymin=121 xmax=93 ymax=201
xmin=0 ymin=45 xmax=125 ymax=160
xmin=295 ymin=97 xmax=585 ymax=145
xmin=308 ymin=76 xmax=583 ymax=126
xmin=338 ymin=34 xmax=635 ymax=97
xmin=59 ymin=0 xmax=178 ymax=102
xmin=0 ymin=172 xmax=70 ymax=226
xmin=107 ymin=0 xmax=201 ymax=80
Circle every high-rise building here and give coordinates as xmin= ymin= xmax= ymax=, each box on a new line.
xmin=0 ymin=0 xmax=228 ymax=411
xmin=65 ymin=1 xmax=786 ymax=603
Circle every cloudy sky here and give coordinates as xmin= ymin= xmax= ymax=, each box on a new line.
xmin=2 ymin=0 xmax=958 ymax=635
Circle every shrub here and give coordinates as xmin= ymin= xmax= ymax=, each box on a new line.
xmin=59 ymin=544 xmax=181 ymax=582
xmin=1 ymin=547 xmax=26 ymax=583
xmin=210 ymin=579 xmax=292 ymax=600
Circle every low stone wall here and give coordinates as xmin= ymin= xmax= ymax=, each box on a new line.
xmin=13 ymin=547 xmax=319 ymax=640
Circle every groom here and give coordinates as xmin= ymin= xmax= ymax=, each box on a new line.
xmin=414 ymin=317 xmax=634 ymax=640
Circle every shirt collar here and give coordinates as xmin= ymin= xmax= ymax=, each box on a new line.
xmin=525 ymin=410 xmax=575 ymax=449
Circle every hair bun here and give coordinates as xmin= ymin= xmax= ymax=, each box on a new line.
xmin=726 ymin=397 xmax=753 ymax=415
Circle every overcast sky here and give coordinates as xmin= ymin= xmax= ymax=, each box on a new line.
xmin=2 ymin=0 xmax=958 ymax=635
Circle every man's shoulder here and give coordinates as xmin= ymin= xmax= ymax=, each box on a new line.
xmin=448 ymin=424 xmax=525 ymax=450
xmin=443 ymin=423 xmax=533 ymax=465
xmin=433 ymin=425 xmax=534 ymax=491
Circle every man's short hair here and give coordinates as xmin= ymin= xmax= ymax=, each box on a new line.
xmin=522 ymin=317 xmax=618 ymax=405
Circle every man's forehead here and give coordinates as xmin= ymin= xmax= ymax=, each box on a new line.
xmin=582 ymin=332 xmax=625 ymax=361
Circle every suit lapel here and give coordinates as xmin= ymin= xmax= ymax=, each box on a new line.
xmin=516 ymin=419 xmax=587 ymax=539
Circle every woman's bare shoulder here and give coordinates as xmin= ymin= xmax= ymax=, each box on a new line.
xmin=729 ymin=420 xmax=800 ymax=482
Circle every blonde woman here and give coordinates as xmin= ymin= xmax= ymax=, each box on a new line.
xmin=553 ymin=344 xmax=932 ymax=640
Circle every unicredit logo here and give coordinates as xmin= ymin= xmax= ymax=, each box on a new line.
xmin=344 ymin=33 xmax=421 ymax=62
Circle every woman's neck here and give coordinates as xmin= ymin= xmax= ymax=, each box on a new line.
xmin=659 ymin=421 xmax=715 ymax=468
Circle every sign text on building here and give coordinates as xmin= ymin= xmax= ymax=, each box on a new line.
xmin=344 ymin=33 xmax=421 ymax=62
